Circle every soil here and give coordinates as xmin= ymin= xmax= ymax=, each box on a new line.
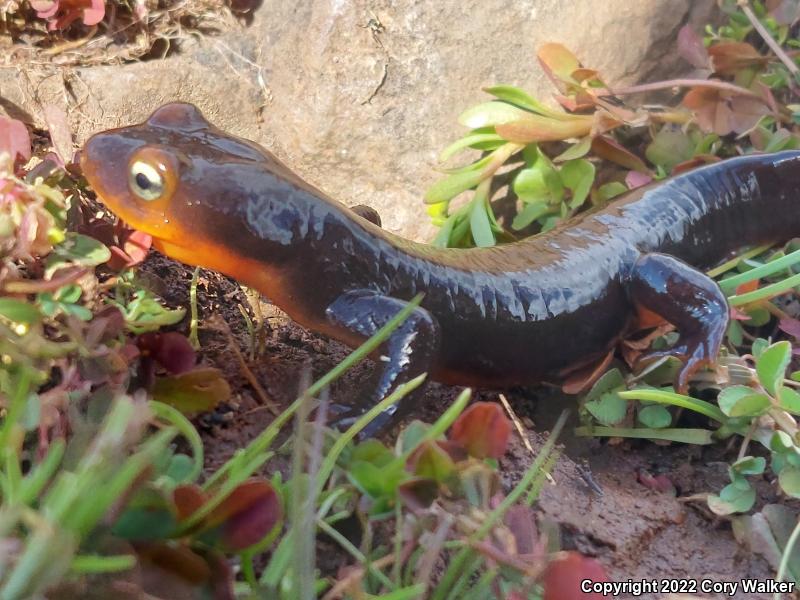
xmin=142 ymin=250 xmax=783 ymax=600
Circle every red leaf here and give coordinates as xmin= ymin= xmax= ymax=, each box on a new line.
xmin=637 ymin=468 xmax=675 ymax=493
xmin=677 ymin=25 xmax=710 ymax=70
xmin=212 ymin=480 xmax=282 ymax=552
xmin=137 ymin=332 xmax=196 ymax=375
xmin=671 ymin=154 xmax=720 ymax=175
xmin=624 ymin=170 xmax=653 ymax=189
xmin=173 ymin=484 xmax=207 ymax=522
xmin=0 ymin=116 xmax=32 ymax=164
xmin=735 ymin=279 xmax=760 ymax=295
xmin=682 ymin=88 xmax=769 ymax=135
xmin=708 ymin=42 xmax=765 ymax=76
xmin=543 ymin=551 xmax=609 ymax=600
xmin=561 ymin=350 xmax=615 ymax=395
xmin=448 ymin=402 xmax=511 ymax=459
xmin=82 ymin=0 xmax=105 ymax=25
xmin=591 ymin=136 xmax=649 ymax=173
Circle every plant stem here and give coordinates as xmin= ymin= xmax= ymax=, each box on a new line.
xmin=738 ymin=0 xmax=799 ymax=77
xmin=599 ymin=79 xmax=763 ymax=99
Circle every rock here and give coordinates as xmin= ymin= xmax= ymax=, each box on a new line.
xmin=0 ymin=0 xmax=716 ymax=240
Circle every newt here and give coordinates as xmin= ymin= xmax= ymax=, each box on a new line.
xmin=80 ymin=103 xmax=800 ymax=435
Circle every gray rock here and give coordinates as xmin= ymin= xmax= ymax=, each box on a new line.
xmin=1 ymin=0 xmax=716 ymax=240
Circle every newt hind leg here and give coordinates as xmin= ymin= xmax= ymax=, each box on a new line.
xmin=628 ymin=252 xmax=729 ymax=393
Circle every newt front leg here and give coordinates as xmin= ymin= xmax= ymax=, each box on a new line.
xmin=325 ymin=289 xmax=440 ymax=436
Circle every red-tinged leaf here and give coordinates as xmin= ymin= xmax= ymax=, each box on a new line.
xmin=43 ymin=104 xmax=73 ymax=164
xmin=504 ymin=505 xmax=540 ymax=557
xmin=397 ymin=477 xmax=439 ymax=510
xmin=590 ymin=109 xmax=623 ymax=137
xmin=683 ymin=88 xmax=769 ymax=135
xmin=591 ymin=135 xmax=649 ymax=173
xmin=779 ymin=317 xmax=800 ymax=339
xmin=708 ymin=42 xmax=765 ymax=76
xmin=218 ymin=481 xmax=282 ymax=551
xmin=448 ymin=401 xmax=511 ymax=459
xmin=625 ymin=170 xmax=652 ymax=189
xmin=537 ymin=43 xmax=581 ymax=88
xmin=173 ymin=484 xmax=207 ymax=521
xmin=495 ymin=115 xmax=592 ymax=143
xmin=82 ymin=0 xmax=105 ymax=25
xmin=152 ymin=368 xmax=229 ymax=413
xmin=731 ymin=306 xmax=751 ymax=321
xmin=29 ymin=0 xmax=56 ymax=11
xmin=561 ymin=350 xmax=615 ymax=395
xmin=123 ymin=230 xmax=152 ymax=265
xmin=543 ymin=551 xmax=609 ymax=600
xmin=0 ymin=116 xmax=32 ymax=163
xmin=407 ymin=440 xmax=457 ymax=483
xmin=671 ymin=154 xmax=720 ymax=175
xmin=678 ymin=25 xmax=710 ymax=69
xmin=137 ymin=331 xmax=196 ymax=374
xmin=736 ymin=279 xmax=760 ymax=295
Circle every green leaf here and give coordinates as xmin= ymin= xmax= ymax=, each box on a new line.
xmin=637 ymin=405 xmax=672 ymax=428
xmin=425 ymin=170 xmax=485 ymax=204
xmin=458 ymin=101 xmax=529 ymax=129
xmin=45 ymin=232 xmax=111 ymax=278
xmin=0 ymin=298 xmax=42 ymax=325
xmin=152 ymin=368 xmax=231 ymax=414
xmin=439 ymin=133 xmax=505 ymax=161
xmin=756 ymin=340 xmax=792 ymax=395
xmin=511 ymin=202 xmax=551 ymax=231
xmin=553 ymin=137 xmax=592 ymax=162
xmin=586 ymin=391 xmax=627 ymax=426
xmin=594 ymin=181 xmax=628 ymax=202
xmin=779 ymin=466 xmax=800 ymax=498
xmin=717 ymin=385 xmax=771 ymax=417
xmin=483 ymin=85 xmax=567 ymax=119
xmin=469 ymin=200 xmax=495 ymax=248
xmin=779 ymin=387 xmax=800 ymax=415
xmin=513 ymin=153 xmax=563 ymax=205
xmin=560 ymin=159 xmax=595 ymax=209
xmin=708 ymin=481 xmax=756 ymax=515
xmin=731 ymin=456 xmax=766 ymax=476
xmin=645 ymin=126 xmax=695 ymax=171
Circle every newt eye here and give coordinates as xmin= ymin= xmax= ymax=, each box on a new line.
xmin=129 ymin=160 xmax=165 ymax=201
xmin=127 ymin=147 xmax=178 ymax=204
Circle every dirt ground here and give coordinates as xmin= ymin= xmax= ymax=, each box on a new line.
xmin=141 ymin=251 xmax=784 ymax=600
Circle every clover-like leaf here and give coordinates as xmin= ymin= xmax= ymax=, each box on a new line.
xmin=757 ymin=341 xmax=792 ymax=396
xmin=717 ymin=385 xmax=771 ymax=417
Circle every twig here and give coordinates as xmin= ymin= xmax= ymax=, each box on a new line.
xmin=738 ymin=0 xmax=799 ymax=77
xmin=598 ymin=78 xmax=763 ymax=99
xmin=210 ymin=315 xmax=280 ymax=415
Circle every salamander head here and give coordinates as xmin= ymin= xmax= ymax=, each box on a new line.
xmin=80 ymin=103 xmax=319 ymax=283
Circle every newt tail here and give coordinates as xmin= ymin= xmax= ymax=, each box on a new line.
xmin=80 ymin=103 xmax=800 ymax=435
